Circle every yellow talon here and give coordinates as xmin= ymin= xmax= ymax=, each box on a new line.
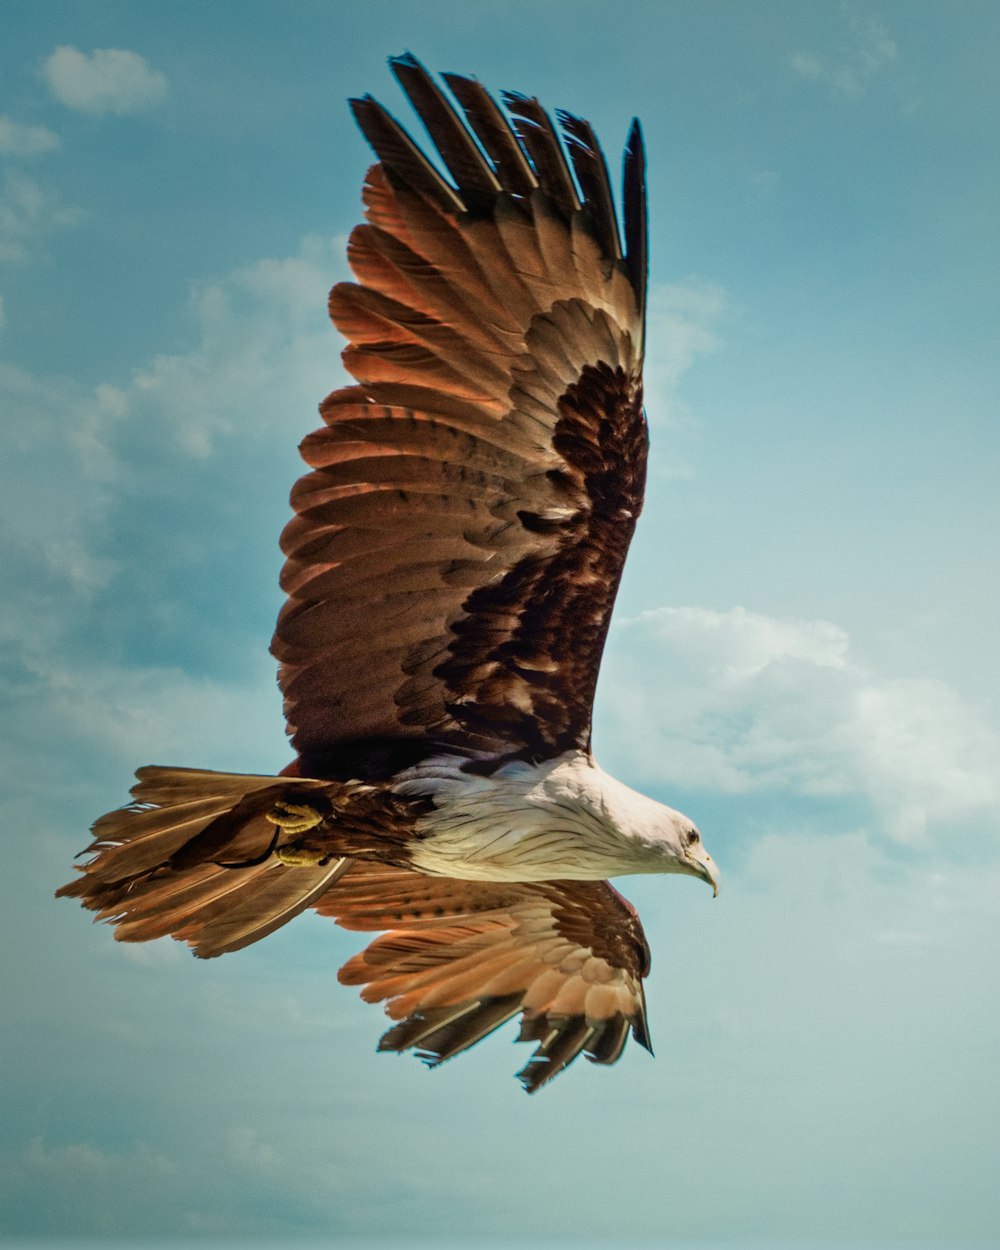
xmin=264 ymin=801 xmax=325 ymax=835
xmin=274 ymin=845 xmax=330 ymax=868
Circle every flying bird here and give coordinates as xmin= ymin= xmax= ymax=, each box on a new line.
xmin=59 ymin=53 xmax=718 ymax=1092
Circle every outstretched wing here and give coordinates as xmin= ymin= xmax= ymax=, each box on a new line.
xmin=313 ymin=862 xmax=651 ymax=1092
xmin=273 ymin=54 xmax=649 ymax=770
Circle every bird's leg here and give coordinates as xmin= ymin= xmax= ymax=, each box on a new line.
xmin=265 ymin=800 xmax=332 ymax=867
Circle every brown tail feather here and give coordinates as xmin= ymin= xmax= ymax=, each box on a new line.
xmin=58 ymin=766 xmax=349 ymax=957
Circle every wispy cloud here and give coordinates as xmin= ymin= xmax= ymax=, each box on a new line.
xmin=0 ymin=361 xmax=121 ymax=623
xmin=43 ymin=46 xmax=168 ymax=116
xmin=7 ymin=653 xmax=286 ymax=779
xmin=0 ymin=233 xmax=349 ymax=803
xmin=0 ymin=169 xmax=82 ymax=263
xmin=0 ymin=115 xmax=60 ymax=158
xmin=600 ymin=604 xmax=1000 ymax=845
xmin=132 ymin=233 xmax=345 ymax=457
xmin=647 ymin=280 xmax=727 ymax=403
xmin=643 ymin=279 xmax=728 ymax=477
xmin=0 ymin=1137 xmax=179 ymax=1236
xmin=790 ymin=7 xmax=898 ymax=96
xmin=15 ymin=1136 xmax=176 ymax=1180
xmin=1 ymin=231 xmax=344 ymax=616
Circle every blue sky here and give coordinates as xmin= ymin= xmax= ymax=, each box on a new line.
xmin=2 ymin=0 xmax=999 ymax=1243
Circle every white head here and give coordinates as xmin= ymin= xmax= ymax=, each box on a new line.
xmin=651 ymin=804 xmax=719 ymax=895
xmin=539 ymin=755 xmax=720 ymax=892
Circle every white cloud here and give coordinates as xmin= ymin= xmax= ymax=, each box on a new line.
xmin=850 ymin=678 xmax=1000 ymax=841
xmin=0 ymin=115 xmax=60 ymax=158
xmin=0 ymin=360 xmax=122 ymax=620
xmin=599 ymin=604 xmax=1000 ymax=845
xmin=0 ymin=232 xmax=345 ymax=635
xmin=132 ymin=233 xmax=344 ymax=457
xmin=19 ymin=654 xmax=287 ymax=771
xmin=643 ymin=279 xmax=727 ymax=477
xmin=0 ymin=1137 xmax=180 ymax=1236
xmin=43 ymin=46 xmax=168 ymax=116
xmin=789 ymin=8 xmax=898 ymax=96
xmin=114 ymin=939 xmax=185 ymax=967
xmin=0 ymin=169 xmax=82 ymax=263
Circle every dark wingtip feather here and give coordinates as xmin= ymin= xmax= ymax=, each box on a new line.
xmin=387 ymin=52 xmax=501 ymax=210
xmin=631 ymin=986 xmax=654 ymax=1055
xmin=441 ymin=71 xmax=538 ymax=200
xmin=556 ymin=109 xmax=623 ymax=263
xmin=500 ymin=90 xmax=581 ymax=219
xmin=583 ymin=1015 xmax=631 ymax=1066
xmin=623 ymin=116 xmax=648 ymax=343
xmin=514 ymin=1013 xmax=595 ymax=1093
xmin=377 ymin=995 xmax=523 ymax=1066
xmin=348 ymin=94 xmax=463 ymax=215
xmin=354 ymin=57 xmax=644 ymax=309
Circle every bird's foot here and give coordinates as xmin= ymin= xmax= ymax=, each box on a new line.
xmin=274 ymin=844 xmax=331 ymax=868
xmin=264 ymin=800 xmax=330 ymax=867
xmin=264 ymin=800 xmax=325 ymax=835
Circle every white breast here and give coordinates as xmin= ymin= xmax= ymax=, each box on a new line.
xmin=393 ymin=751 xmax=678 ymax=882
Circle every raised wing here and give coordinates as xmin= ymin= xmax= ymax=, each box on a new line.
xmin=273 ymin=54 xmax=649 ymax=771
xmin=313 ymin=862 xmax=651 ymax=1092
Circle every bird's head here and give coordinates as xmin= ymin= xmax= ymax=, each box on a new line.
xmin=588 ymin=764 xmax=719 ymax=893
xmin=627 ymin=795 xmax=718 ymax=893
xmin=671 ymin=815 xmax=719 ymax=896
xmin=538 ymin=756 xmax=720 ymax=892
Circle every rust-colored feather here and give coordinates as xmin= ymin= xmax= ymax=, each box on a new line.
xmin=273 ymin=60 xmax=648 ymax=771
xmin=313 ymin=864 xmax=651 ymax=1093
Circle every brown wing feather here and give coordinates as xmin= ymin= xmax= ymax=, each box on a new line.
xmin=272 ymin=56 xmax=648 ymax=770
xmin=313 ymin=863 xmax=651 ymax=1092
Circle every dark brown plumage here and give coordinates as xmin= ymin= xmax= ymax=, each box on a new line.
xmin=56 ymin=55 xmax=712 ymax=1095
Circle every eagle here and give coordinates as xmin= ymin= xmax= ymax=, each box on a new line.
xmin=59 ymin=53 xmax=718 ymax=1093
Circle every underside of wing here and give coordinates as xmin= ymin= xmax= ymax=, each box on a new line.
xmin=313 ymin=861 xmax=652 ymax=1092
xmin=273 ymin=54 xmax=649 ymax=772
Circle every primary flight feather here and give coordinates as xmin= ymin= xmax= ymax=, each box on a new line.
xmin=59 ymin=53 xmax=717 ymax=1093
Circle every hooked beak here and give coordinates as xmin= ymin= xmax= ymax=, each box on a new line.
xmin=688 ymin=852 xmax=719 ymax=897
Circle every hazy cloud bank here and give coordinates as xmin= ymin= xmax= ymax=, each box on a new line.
xmin=601 ymin=604 xmax=1000 ymax=846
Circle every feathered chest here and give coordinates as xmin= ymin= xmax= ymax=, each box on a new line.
xmin=396 ymin=751 xmax=671 ymax=883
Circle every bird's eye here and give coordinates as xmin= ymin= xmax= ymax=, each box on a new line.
xmin=686 ymin=829 xmax=700 ymax=845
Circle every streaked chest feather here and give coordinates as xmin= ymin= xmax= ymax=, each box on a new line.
xmin=394 ymin=751 xmax=672 ymax=882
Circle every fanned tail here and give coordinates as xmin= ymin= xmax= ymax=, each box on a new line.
xmin=57 ymin=766 xmax=348 ymax=958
